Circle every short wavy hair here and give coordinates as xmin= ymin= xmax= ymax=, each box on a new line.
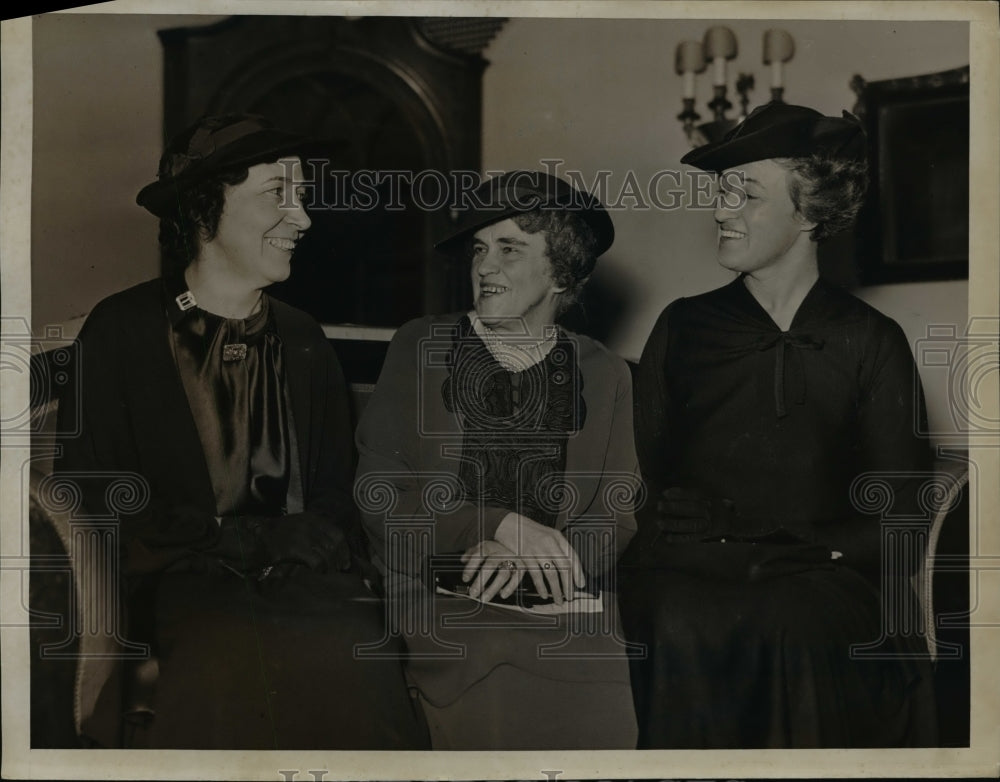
xmin=157 ymin=168 xmax=250 ymax=274
xmin=153 ymin=115 xmax=261 ymax=273
xmin=510 ymin=209 xmax=599 ymax=314
xmin=776 ymin=153 xmax=869 ymax=243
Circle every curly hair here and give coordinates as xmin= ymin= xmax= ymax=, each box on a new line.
xmin=153 ymin=115 xmax=267 ymax=273
xmin=509 ymin=209 xmax=599 ymax=313
xmin=157 ymin=168 xmax=250 ymax=274
xmin=776 ymin=153 xmax=869 ymax=243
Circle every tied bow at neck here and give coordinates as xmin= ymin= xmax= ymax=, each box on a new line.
xmin=750 ymin=331 xmax=825 ymax=418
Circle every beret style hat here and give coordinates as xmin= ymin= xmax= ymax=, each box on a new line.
xmin=137 ymin=114 xmax=321 ymax=217
xmin=680 ymin=101 xmax=866 ymax=172
xmin=434 ymin=170 xmax=615 ymax=258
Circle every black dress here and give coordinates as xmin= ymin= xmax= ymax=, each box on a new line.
xmin=620 ymin=276 xmax=939 ymax=748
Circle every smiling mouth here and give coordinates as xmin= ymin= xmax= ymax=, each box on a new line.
xmin=479 ymin=284 xmax=509 ymax=297
xmin=266 ymin=237 xmax=297 ymax=252
xmin=719 ymin=228 xmax=747 ymax=241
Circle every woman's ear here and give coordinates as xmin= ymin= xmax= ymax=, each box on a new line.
xmin=795 ymin=210 xmax=818 ymax=233
xmin=197 ymin=221 xmax=214 ymax=244
xmin=553 ymin=274 xmax=589 ymax=296
xmin=784 ymin=168 xmax=817 ymax=234
xmin=550 ymin=274 xmax=569 ymax=295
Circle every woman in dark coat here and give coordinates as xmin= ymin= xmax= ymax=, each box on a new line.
xmin=620 ymin=103 xmax=939 ymax=748
xmin=57 ymin=114 xmax=427 ymax=749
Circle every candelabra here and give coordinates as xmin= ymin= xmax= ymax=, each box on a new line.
xmin=676 ymin=27 xmax=795 ymax=147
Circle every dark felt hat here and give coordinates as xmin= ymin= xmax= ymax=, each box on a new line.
xmin=680 ymin=102 xmax=866 ymax=172
xmin=434 ymin=170 xmax=615 ymax=258
xmin=137 ymin=114 xmax=322 ymax=217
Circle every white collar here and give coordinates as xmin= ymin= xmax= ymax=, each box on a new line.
xmin=468 ymin=313 xmax=559 ymax=372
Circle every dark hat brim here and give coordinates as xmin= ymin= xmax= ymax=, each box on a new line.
xmin=434 ymin=171 xmax=615 ymax=258
xmin=680 ymin=103 xmax=864 ymax=172
xmin=136 ymin=128 xmax=329 ymax=218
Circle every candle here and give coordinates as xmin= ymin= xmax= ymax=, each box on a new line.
xmin=703 ymin=27 xmax=737 ymax=87
xmin=712 ymin=57 xmax=726 ymax=87
xmin=683 ymin=70 xmax=695 ymax=98
xmin=763 ymin=29 xmax=795 ymax=90
xmin=674 ymin=40 xmax=706 ymax=98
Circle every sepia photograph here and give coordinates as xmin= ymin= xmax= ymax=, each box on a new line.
xmin=1 ymin=1 xmax=997 ymax=780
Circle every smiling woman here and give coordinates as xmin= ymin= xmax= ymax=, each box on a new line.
xmin=194 ymin=158 xmax=312 ymax=293
xmin=714 ymin=159 xmax=815 ymax=282
xmin=620 ymin=102 xmax=938 ymax=749
xmin=356 ymin=171 xmax=641 ymax=750
xmin=57 ymin=115 xmax=428 ymax=749
xmin=469 ymin=219 xmax=561 ymax=337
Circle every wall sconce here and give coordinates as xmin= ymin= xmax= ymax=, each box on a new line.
xmin=676 ymin=26 xmax=795 ymax=147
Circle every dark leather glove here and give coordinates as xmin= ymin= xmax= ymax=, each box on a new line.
xmin=655 ymin=487 xmax=737 ymax=540
xmin=214 ymin=512 xmax=353 ymax=574
xmin=254 ymin=512 xmax=354 ymax=572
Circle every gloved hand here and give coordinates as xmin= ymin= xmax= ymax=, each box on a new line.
xmin=254 ymin=512 xmax=354 ymax=572
xmin=215 ymin=512 xmax=354 ymax=574
xmin=655 ymin=487 xmax=737 ymax=540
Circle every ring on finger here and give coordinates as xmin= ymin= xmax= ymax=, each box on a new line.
xmin=499 ymin=559 xmax=517 ymax=572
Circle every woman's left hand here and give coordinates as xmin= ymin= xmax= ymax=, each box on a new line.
xmin=494 ymin=513 xmax=585 ymax=605
xmin=460 ymin=540 xmax=525 ymax=602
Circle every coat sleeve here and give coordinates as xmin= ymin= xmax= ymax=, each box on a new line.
xmin=567 ymin=355 xmax=641 ymax=578
xmin=301 ymin=331 xmax=359 ymax=520
xmin=632 ymin=301 xmax=680 ymax=533
xmin=284 ymin=326 xmax=375 ymax=564
xmin=55 ymin=298 xmax=224 ymax=576
xmin=808 ymin=314 xmax=933 ymax=583
xmin=355 ymin=319 xmax=509 ymax=576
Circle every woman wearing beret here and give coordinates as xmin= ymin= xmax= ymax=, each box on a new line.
xmin=355 ymin=171 xmax=641 ymax=749
xmin=620 ymin=103 xmax=939 ymax=748
xmin=57 ymin=114 xmax=428 ymax=749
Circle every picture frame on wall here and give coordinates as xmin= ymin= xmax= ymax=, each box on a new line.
xmin=852 ymin=66 xmax=970 ymax=284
